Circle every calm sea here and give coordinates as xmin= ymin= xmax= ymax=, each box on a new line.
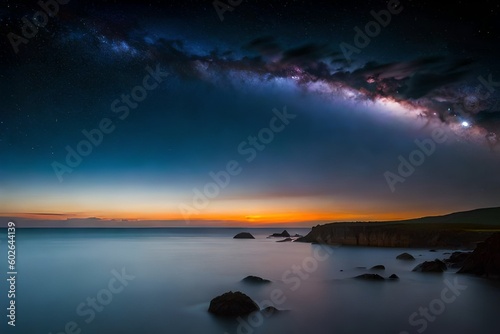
xmin=0 ymin=228 xmax=499 ymax=334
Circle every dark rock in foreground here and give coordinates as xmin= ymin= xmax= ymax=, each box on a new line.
xmin=208 ymin=291 xmax=259 ymax=316
xmin=242 ymin=276 xmax=271 ymax=284
xmin=354 ymin=273 xmax=400 ymax=281
xmin=354 ymin=274 xmax=385 ymax=280
xmin=396 ymin=252 xmax=415 ymax=260
xmin=458 ymin=233 xmax=500 ymax=279
xmin=412 ymin=260 xmax=447 ymax=273
xmin=269 ymin=230 xmax=290 ymax=238
xmin=234 ymin=232 xmax=255 ymax=239
xmin=370 ymin=265 xmax=385 ymax=270
xmin=277 ymin=238 xmax=293 ymax=243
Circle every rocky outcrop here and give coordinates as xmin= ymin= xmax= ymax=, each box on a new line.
xmin=353 ymin=273 xmax=399 ymax=281
xmin=262 ymin=306 xmax=280 ymax=316
xmin=277 ymin=238 xmax=293 ymax=242
xmin=444 ymin=251 xmax=471 ymax=268
xmin=396 ymin=252 xmax=415 ymax=260
xmin=370 ymin=265 xmax=385 ymax=270
xmin=208 ymin=291 xmax=259 ymax=316
xmin=354 ymin=274 xmax=385 ymax=280
xmin=458 ymin=233 xmax=500 ymax=278
xmin=242 ymin=276 xmax=271 ymax=284
xmin=234 ymin=232 xmax=255 ymax=239
xmin=269 ymin=230 xmax=290 ymax=238
xmin=412 ymin=260 xmax=447 ymax=273
xmin=295 ymin=222 xmax=493 ymax=248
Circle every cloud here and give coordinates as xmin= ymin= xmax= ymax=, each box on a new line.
xmin=244 ymin=36 xmax=281 ymax=57
xmin=401 ymin=58 xmax=474 ymax=99
xmin=25 ymin=212 xmax=68 ymax=216
xmin=281 ymin=43 xmax=330 ymax=65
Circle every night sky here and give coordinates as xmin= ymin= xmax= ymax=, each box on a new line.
xmin=1 ymin=0 xmax=500 ymax=227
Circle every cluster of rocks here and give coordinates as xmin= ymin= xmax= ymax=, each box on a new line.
xmin=354 ymin=273 xmax=399 ymax=281
xmin=233 ymin=230 xmax=303 ymax=241
xmin=351 ymin=234 xmax=500 ymax=280
xmin=352 ymin=263 xmax=397 ymax=280
xmin=269 ymin=230 xmax=290 ymax=238
xmin=212 ymin=232 xmax=500 ymax=318
xmin=405 ymin=233 xmax=500 ymax=277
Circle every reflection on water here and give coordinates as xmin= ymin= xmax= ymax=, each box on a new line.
xmin=0 ymin=228 xmax=499 ymax=334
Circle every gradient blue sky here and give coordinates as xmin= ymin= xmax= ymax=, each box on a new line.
xmin=1 ymin=0 xmax=500 ymax=226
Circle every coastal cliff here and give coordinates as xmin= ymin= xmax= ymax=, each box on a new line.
xmin=296 ymin=208 xmax=500 ymax=248
xmin=297 ymin=207 xmax=500 ymax=249
xmin=296 ymin=223 xmax=492 ymax=248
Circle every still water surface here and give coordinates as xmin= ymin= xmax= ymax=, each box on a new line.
xmin=1 ymin=228 xmax=498 ymax=334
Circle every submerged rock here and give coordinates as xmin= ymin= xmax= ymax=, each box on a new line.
xmin=370 ymin=265 xmax=385 ymax=270
xmin=234 ymin=232 xmax=255 ymax=239
xmin=208 ymin=291 xmax=259 ymax=316
xmin=242 ymin=276 xmax=271 ymax=284
xmin=354 ymin=274 xmax=385 ymax=281
xmin=458 ymin=233 xmax=500 ymax=279
xmin=353 ymin=273 xmax=399 ymax=281
xmin=269 ymin=230 xmax=290 ymax=238
xmin=277 ymin=238 xmax=293 ymax=242
xmin=444 ymin=251 xmax=471 ymax=268
xmin=412 ymin=260 xmax=447 ymax=273
xmin=262 ymin=306 xmax=280 ymax=316
xmin=396 ymin=252 xmax=415 ymax=261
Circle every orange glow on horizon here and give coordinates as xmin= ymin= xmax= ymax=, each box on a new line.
xmin=1 ymin=208 xmax=446 ymax=225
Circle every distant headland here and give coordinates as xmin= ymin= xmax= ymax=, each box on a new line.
xmin=296 ymin=207 xmax=500 ymax=249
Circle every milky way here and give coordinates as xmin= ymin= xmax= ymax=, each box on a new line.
xmin=1 ymin=0 xmax=500 ymax=225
